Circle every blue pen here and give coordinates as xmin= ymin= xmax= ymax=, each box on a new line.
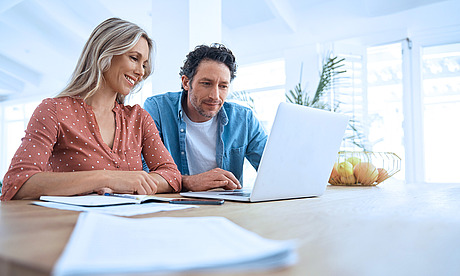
xmin=104 ymin=193 xmax=140 ymax=200
xmin=103 ymin=193 xmax=224 ymax=205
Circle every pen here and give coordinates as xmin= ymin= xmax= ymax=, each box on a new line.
xmin=104 ymin=193 xmax=140 ymax=200
xmin=103 ymin=193 xmax=224 ymax=205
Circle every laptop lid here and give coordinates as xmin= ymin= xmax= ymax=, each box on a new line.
xmin=180 ymin=102 xmax=349 ymax=202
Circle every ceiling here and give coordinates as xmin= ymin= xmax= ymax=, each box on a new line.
xmin=0 ymin=0 xmax=457 ymax=102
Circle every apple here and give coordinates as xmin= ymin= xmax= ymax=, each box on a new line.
xmin=337 ymin=161 xmax=354 ymax=177
xmin=346 ymin=156 xmax=361 ymax=167
xmin=329 ymin=163 xmax=340 ymax=185
xmin=353 ymin=162 xmax=378 ymax=185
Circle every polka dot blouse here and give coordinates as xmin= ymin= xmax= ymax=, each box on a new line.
xmin=1 ymin=97 xmax=181 ymax=201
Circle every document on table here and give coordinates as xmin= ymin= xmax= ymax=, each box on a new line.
xmin=33 ymin=201 xmax=196 ymax=217
xmin=53 ymin=213 xmax=297 ymax=276
xmin=39 ymin=194 xmax=172 ymax=206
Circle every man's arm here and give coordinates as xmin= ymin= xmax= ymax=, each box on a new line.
xmin=245 ymin=110 xmax=268 ymax=170
xmin=182 ymin=168 xmax=241 ymax=191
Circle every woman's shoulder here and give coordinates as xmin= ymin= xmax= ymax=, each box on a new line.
xmin=41 ymin=96 xmax=84 ymax=106
xmin=118 ymin=102 xmax=151 ymax=118
xmin=33 ymin=97 xmax=61 ymax=112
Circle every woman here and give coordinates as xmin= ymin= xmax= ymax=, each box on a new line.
xmin=1 ymin=18 xmax=181 ymax=200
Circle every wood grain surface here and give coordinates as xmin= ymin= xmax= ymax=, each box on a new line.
xmin=1 ymin=181 xmax=460 ymax=276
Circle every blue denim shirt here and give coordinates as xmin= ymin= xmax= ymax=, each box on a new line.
xmin=143 ymin=91 xmax=267 ymax=183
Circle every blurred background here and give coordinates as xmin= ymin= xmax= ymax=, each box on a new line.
xmin=1 ymin=0 xmax=460 ymax=185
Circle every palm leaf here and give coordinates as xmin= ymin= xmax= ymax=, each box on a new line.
xmin=285 ymin=55 xmax=368 ymax=150
xmin=229 ymin=90 xmax=256 ymax=111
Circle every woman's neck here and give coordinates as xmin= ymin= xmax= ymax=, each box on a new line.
xmin=86 ymin=89 xmax=118 ymax=112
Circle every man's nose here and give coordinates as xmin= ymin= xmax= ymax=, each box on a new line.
xmin=209 ymin=84 xmax=219 ymax=100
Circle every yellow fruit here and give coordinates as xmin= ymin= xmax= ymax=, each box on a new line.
xmin=337 ymin=161 xmax=354 ymax=177
xmin=353 ymin=162 xmax=378 ymax=185
xmin=340 ymin=175 xmax=356 ymax=184
xmin=346 ymin=157 xmax=361 ymax=167
xmin=376 ymin=168 xmax=390 ymax=183
xmin=329 ymin=163 xmax=340 ymax=185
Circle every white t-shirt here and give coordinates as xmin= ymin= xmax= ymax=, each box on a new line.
xmin=182 ymin=113 xmax=218 ymax=175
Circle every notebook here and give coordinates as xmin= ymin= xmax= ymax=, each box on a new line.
xmin=180 ymin=102 xmax=349 ymax=202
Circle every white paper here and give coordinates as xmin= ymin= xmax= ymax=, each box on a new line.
xmin=39 ymin=194 xmax=172 ymax=206
xmin=33 ymin=201 xmax=196 ymax=216
xmin=53 ymin=213 xmax=296 ymax=276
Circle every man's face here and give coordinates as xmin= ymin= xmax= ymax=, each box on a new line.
xmin=182 ymin=60 xmax=231 ymax=122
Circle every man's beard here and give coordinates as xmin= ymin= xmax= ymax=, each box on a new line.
xmin=189 ymin=90 xmax=222 ymax=119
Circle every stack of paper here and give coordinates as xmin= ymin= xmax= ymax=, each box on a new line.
xmin=33 ymin=195 xmax=197 ymax=216
xmin=33 ymin=201 xmax=196 ymax=217
xmin=53 ymin=213 xmax=296 ymax=275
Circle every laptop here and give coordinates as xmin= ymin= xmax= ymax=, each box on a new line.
xmin=180 ymin=102 xmax=349 ymax=202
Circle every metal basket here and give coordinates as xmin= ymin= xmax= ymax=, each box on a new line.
xmin=329 ymin=151 xmax=401 ymax=186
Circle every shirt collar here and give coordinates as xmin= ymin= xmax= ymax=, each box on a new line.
xmin=218 ymin=103 xmax=228 ymax=126
xmin=177 ymin=90 xmax=186 ymax=120
xmin=112 ymin=100 xmax=122 ymax=113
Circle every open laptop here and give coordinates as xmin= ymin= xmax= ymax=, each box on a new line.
xmin=180 ymin=102 xmax=349 ymax=202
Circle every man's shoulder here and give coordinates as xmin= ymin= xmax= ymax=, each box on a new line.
xmin=144 ymin=92 xmax=181 ymax=115
xmin=223 ymin=101 xmax=254 ymax=116
xmin=223 ymin=101 xmax=253 ymax=111
xmin=145 ymin=91 xmax=181 ymax=105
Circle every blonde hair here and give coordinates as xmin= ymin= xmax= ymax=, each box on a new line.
xmin=56 ymin=18 xmax=154 ymax=103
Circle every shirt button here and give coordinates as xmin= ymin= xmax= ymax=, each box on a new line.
xmin=181 ymin=151 xmax=185 ymax=155
xmin=180 ymin=129 xmax=184 ymax=132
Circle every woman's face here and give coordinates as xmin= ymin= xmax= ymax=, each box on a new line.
xmin=103 ymin=37 xmax=149 ymax=96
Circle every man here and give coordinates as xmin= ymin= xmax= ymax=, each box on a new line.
xmin=143 ymin=43 xmax=267 ymax=191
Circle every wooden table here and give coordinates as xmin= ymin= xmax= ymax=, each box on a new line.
xmin=1 ymin=181 xmax=460 ymax=276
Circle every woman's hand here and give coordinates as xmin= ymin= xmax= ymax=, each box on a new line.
xmin=96 ymin=171 xmax=160 ymax=195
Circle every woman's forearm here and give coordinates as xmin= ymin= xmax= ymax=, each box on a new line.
xmin=149 ymin=172 xmax=175 ymax=193
xmin=13 ymin=170 xmax=167 ymax=199
xmin=13 ymin=171 xmax=109 ymax=200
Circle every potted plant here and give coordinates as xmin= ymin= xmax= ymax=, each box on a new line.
xmin=286 ymin=55 xmax=368 ymax=150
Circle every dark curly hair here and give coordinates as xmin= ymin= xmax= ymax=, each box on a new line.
xmin=180 ymin=43 xmax=237 ymax=89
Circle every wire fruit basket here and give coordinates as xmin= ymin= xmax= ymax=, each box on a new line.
xmin=329 ymin=151 xmax=401 ymax=186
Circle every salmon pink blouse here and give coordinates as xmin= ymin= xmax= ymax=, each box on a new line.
xmin=1 ymin=97 xmax=181 ymax=200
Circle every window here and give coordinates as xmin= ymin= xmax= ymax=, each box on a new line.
xmin=336 ymin=39 xmax=460 ymax=184
xmin=333 ymin=53 xmax=366 ymax=151
xmin=228 ymin=59 xmax=286 ymax=186
xmin=1 ymin=101 xmax=40 ymax=177
xmin=421 ymin=43 xmax=460 ymax=182
xmin=334 ymin=42 xmax=406 ymax=181
xmin=365 ymin=43 xmax=405 ymax=180
xmin=230 ymin=59 xmax=286 ymax=132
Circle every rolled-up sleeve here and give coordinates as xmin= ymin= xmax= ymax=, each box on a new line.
xmin=1 ymin=99 xmax=58 ymax=201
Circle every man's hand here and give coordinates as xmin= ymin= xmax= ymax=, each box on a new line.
xmin=182 ymin=168 xmax=241 ymax=192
